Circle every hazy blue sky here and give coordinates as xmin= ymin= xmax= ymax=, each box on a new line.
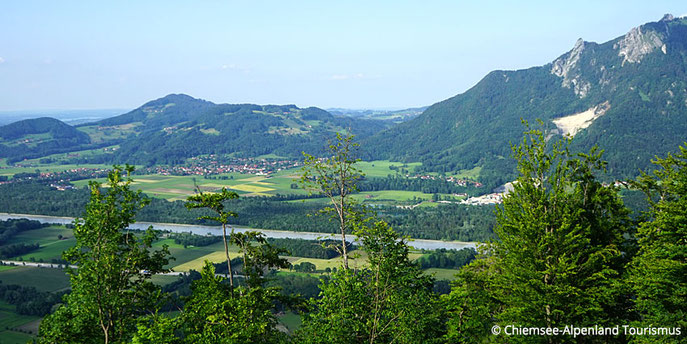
xmin=1 ymin=1 xmax=686 ymax=111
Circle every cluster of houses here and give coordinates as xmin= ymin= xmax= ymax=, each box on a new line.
xmin=406 ymin=173 xmax=484 ymax=188
xmin=0 ymin=167 xmax=109 ymax=187
xmin=139 ymin=156 xmax=302 ymax=176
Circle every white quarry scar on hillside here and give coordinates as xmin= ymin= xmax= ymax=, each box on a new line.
xmin=552 ymin=101 xmax=610 ymax=137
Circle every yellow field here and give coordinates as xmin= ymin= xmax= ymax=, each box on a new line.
xmin=173 ymin=251 xmax=242 ymax=271
xmin=240 ymin=176 xmax=267 ymax=182
xmin=229 ymin=184 xmax=274 ymax=193
xmin=134 ymin=178 xmax=166 ymax=183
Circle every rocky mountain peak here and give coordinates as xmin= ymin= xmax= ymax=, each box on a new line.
xmin=660 ymin=13 xmax=675 ymax=22
xmin=551 ymin=38 xmax=590 ymax=98
xmin=614 ymin=24 xmax=666 ymax=65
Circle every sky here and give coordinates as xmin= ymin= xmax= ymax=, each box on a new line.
xmin=1 ymin=1 xmax=686 ymax=112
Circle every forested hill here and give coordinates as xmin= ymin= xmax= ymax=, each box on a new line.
xmin=366 ymin=14 xmax=687 ymax=186
xmin=0 ymin=117 xmax=91 ymax=162
xmin=82 ymin=94 xmax=390 ymax=165
xmin=0 ymin=94 xmax=391 ymax=165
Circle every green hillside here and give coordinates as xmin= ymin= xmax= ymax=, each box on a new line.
xmin=79 ymin=94 xmax=390 ymax=165
xmin=366 ymin=15 xmax=687 ymax=188
xmin=0 ymin=95 xmax=390 ymax=166
xmin=0 ymin=117 xmax=91 ymax=162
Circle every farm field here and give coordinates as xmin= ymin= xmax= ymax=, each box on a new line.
xmin=71 ymin=172 xmax=308 ymax=200
xmin=423 ymin=268 xmax=460 ymax=281
xmin=8 ymin=225 xmax=75 ymax=262
xmin=0 ymin=222 xmax=466 ymax=342
xmin=0 ymin=266 xmax=70 ymax=292
xmin=0 ymin=301 xmax=39 ymax=344
xmin=1 ymin=158 xmax=475 ymax=208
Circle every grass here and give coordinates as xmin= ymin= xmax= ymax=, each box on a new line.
xmin=356 ymin=160 xmax=421 ymax=178
xmin=166 ymin=247 xmax=222 ymax=270
xmin=72 ymin=173 xmax=307 ymax=200
xmin=0 ymin=300 xmax=41 ymax=342
xmin=77 ymin=122 xmax=141 ymax=143
xmin=352 ymin=190 xmax=436 ymax=203
xmin=278 ymin=312 xmax=302 ymax=333
xmin=173 ymin=251 xmax=243 ymax=272
xmin=149 ymin=275 xmax=181 ymax=286
xmin=0 ymin=329 xmax=35 ymax=344
xmin=423 ymin=268 xmax=460 ymax=281
xmin=0 ymin=163 xmax=114 ymax=179
xmin=452 ymin=166 xmax=482 ymax=180
xmin=0 ymin=266 xmax=70 ymax=292
xmin=6 ymin=226 xmax=75 ymax=262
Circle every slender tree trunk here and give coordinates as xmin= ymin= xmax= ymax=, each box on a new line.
xmin=223 ymin=223 xmax=234 ymax=291
xmin=340 ymin=196 xmax=349 ymax=270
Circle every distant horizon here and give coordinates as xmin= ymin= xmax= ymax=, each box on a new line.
xmin=0 ymin=100 xmax=425 ymax=115
xmin=2 ymin=1 xmax=686 ymax=112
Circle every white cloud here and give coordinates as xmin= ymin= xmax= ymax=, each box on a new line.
xmin=0 ymin=57 xmax=5 ymax=64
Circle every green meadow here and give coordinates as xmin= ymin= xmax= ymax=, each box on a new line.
xmin=0 ymin=267 xmax=70 ymax=292
xmin=0 ymin=300 xmax=39 ymax=344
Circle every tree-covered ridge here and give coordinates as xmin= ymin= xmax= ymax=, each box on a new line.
xmin=366 ymin=15 xmax=687 ymax=186
xmin=76 ymin=94 xmax=390 ymax=165
xmin=0 ymin=117 xmax=92 ymax=162
xmin=0 ymin=94 xmax=390 ymax=165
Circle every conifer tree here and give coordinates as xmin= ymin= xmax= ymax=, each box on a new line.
xmin=629 ymin=144 xmax=687 ymax=343
xmin=446 ymin=125 xmax=633 ymax=343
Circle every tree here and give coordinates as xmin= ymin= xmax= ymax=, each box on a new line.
xmin=296 ymin=220 xmax=444 ymax=343
xmin=185 ymin=187 xmax=239 ymax=289
xmin=178 ymin=253 xmax=289 ymax=343
xmin=230 ymin=230 xmax=290 ymax=288
xmin=628 ymin=144 xmax=687 ymax=343
xmin=443 ymin=255 xmax=502 ymax=343
xmin=446 ymin=125 xmax=633 ymax=343
xmin=39 ymin=165 xmax=171 ymax=344
xmin=301 ymin=133 xmax=363 ymax=270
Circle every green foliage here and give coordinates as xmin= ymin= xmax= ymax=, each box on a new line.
xmin=267 ymin=238 xmax=344 ymax=259
xmin=415 ymin=248 xmax=476 ymax=269
xmin=185 ymin=187 xmax=239 ymax=289
xmin=296 ymin=220 xmax=444 ymax=343
xmin=38 ymin=165 xmax=172 ymax=344
xmin=179 ymin=262 xmax=287 ymax=343
xmin=0 ymin=283 xmax=65 ymax=316
xmin=230 ymin=231 xmax=290 ymax=288
xmin=0 ymin=117 xmax=92 ymax=162
xmin=446 ymin=126 xmax=633 ymax=342
xmin=443 ymin=256 xmax=502 ymax=343
xmin=301 ymin=133 xmax=365 ymax=270
xmin=628 ymin=144 xmax=687 ymax=343
xmin=0 ymin=183 xmax=497 ymax=241
xmin=170 ymin=232 xmax=221 ymax=247
xmin=91 ymin=94 xmax=388 ymax=165
xmin=366 ymin=17 xmax=687 ymax=186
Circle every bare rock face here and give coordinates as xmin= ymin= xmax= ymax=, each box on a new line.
xmin=614 ymin=26 xmax=665 ymax=65
xmin=551 ymin=38 xmax=592 ymax=98
xmin=661 ymin=14 xmax=675 ymax=22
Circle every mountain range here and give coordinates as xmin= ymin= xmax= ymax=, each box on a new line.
xmin=0 ymin=94 xmax=389 ymax=165
xmin=1 ymin=15 xmax=686 ymax=187
xmin=365 ymin=14 xmax=687 ymax=186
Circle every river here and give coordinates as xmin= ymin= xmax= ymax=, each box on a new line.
xmin=0 ymin=213 xmax=477 ymax=251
